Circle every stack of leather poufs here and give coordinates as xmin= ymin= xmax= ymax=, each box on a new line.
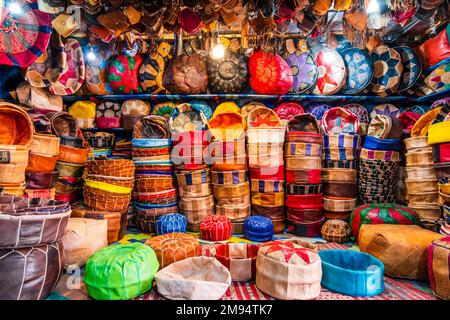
xmin=0 ymin=195 xmax=70 ymax=300
xmin=207 ymin=104 xmax=249 ymax=235
xmin=132 ymin=115 xmax=178 ymax=234
xmin=26 ymin=115 xmax=61 ymax=199
xmin=285 ymin=113 xmax=323 ymax=236
xmin=247 ymin=106 xmax=286 ymax=233
xmin=428 ymin=101 xmax=450 ymax=233
xmin=321 ymin=108 xmax=360 ymax=223
xmin=47 ymin=112 xmax=89 ymax=203
xmin=358 ymin=114 xmax=402 ymax=204
xmin=0 ymin=103 xmax=33 ymax=197
xmin=170 ymin=103 xmax=214 ymax=232
xmin=77 ymin=159 xmax=134 ymax=243
xmin=404 ymin=136 xmax=440 ymax=230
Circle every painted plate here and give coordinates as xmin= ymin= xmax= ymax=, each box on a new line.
xmin=152 ymin=102 xmax=176 ymax=120
xmin=190 ymin=100 xmax=213 ymax=121
xmin=285 ymin=52 xmax=318 ymax=94
xmin=169 ymin=102 xmax=206 ymax=132
xmin=304 ymin=103 xmax=332 ymax=120
xmin=425 ymin=63 xmax=450 ymax=93
xmin=370 ymin=46 xmax=403 ymax=97
xmin=341 ymin=48 xmax=373 ymax=95
xmin=343 ymin=103 xmax=369 ymax=125
xmin=312 ymin=48 xmax=346 ymax=95
xmin=394 ymin=46 xmax=422 ymax=93
xmin=274 ymin=102 xmax=305 ymax=121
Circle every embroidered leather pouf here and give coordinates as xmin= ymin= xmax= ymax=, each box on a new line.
xmin=285 ymin=51 xmax=318 ymax=94
xmin=107 ymin=53 xmax=143 ymax=94
xmin=155 ymin=213 xmax=187 ymax=235
xmin=200 ymin=215 xmax=232 ymax=241
xmin=320 ymin=219 xmax=352 ymax=243
xmin=350 ymin=203 xmax=421 ymax=239
xmin=207 ymin=243 xmax=260 ymax=281
xmin=394 ymin=46 xmax=422 ymax=94
xmin=84 ymin=242 xmax=159 ymax=300
xmin=146 ymin=232 xmax=199 ymax=269
xmin=427 ymin=237 xmax=450 ymax=300
xmin=243 ymin=216 xmax=274 ymax=242
xmin=256 ymin=240 xmax=322 ymax=300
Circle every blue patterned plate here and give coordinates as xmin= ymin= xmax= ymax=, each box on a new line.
xmin=370 ymin=46 xmax=403 ymax=97
xmin=341 ymin=48 xmax=373 ymax=94
xmin=394 ymin=46 xmax=422 ymax=94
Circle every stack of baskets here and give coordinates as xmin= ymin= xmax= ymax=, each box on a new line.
xmin=25 ymin=114 xmax=60 ymax=199
xmin=284 ymin=113 xmax=323 ymax=236
xmin=427 ymin=101 xmax=450 ymax=232
xmin=247 ymin=106 xmax=286 ymax=233
xmin=47 ymin=112 xmax=89 ymax=203
xmin=0 ymin=103 xmax=33 ymax=197
xmin=170 ymin=103 xmax=214 ymax=232
xmin=358 ymin=114 xmax=403 ymax=204
xmin=404 ymin=136 xmax=440 ymax=229
xmin=84 ymin=132 xmax=115 ymax=159
xmin=207 ymin=103 xmax=249 ymax=235
xmin=76 ymin=159 xmax=134 ymax=243
xmin=132 ymin=115 xmax=178 ymax=233
xmin=321 ymin=108 xmax=361 ymax=222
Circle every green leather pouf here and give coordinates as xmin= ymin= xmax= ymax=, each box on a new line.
xmin=84 ymin=242 xmax=159 ymax=300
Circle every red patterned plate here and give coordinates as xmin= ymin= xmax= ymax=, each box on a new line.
xmin=274 ymin=102 xmax=305 ymax=121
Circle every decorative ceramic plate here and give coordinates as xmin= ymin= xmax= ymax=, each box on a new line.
xmin=169 ymin=103 xmax=206 ymax=132
xmin=152 ymin=102 xmax=176 ymax=119
xmin=247 ymin=107 xmax=282 ymax=128
xmin=370 ymin=46 xmax=403 ymax=97
xmin=304 ymin=103 xmax=332 ymax=120
xmin=394 ymin=46 xmax=422 ymax=94
xmin=0 ymin=0 xmax=51 ymax=67
xmin=49 ymin=38 xmax=85 ymax=95
xmin=285 ymin=52 xmax=318 ymax=94
xmin=274 ymin=102 xmax=305 ymax=121
xmin=341 ymin=48 xmax=373 ymax=95
xmin=370 ymin=104 xmax=400 ymax=119
xmin=425 ymin=63 xmax=450 ymax=92
xmin=312 ymin=48 xmax=346 ymax=95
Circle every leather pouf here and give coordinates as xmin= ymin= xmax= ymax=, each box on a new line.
xmin=256 ymin=240 xmax=322 ymax=300
xmin=249 ymin=49 xmax=293 ymax=95
xmin=200 ymin=215 xmax=232 ymax=241
xmin=145 ymin=232 xmax=199 ymax=268
xmin=61 ymin=218 xmax=108 ymax=268
xmin=350 ymin=203 xmax=421 ymax=239
xmin=162 ymin=53 xmax=208 ymax=94
xmin=207 ymin=243 xmax=260 ymax=282
xmin=155 ymin=213 xmax=187 ymax=235
xmin=0 ymin=242 xmax=63 ymax=300
xmin=321 ymin=220 xmax=352 ymax=243
xmin=207 ymin=49 xmax=248 ymax=94
xmin=107 ymin=53 xmax=143 ymax=94
xmin=155 ymin=256 xmax=231 ymax=300
xmin=427 ymin=237 xmax=450 ymax=300
xmin=358 ymin=224 xmax=444 ymax=280
xmin=84 ymin=242 xmax=159 ymax=300
xmin=243 ymin=216 xmax=274 ymax=242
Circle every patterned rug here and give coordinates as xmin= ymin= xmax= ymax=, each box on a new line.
xmin=49 ymin=231 xmax=437 ymax=301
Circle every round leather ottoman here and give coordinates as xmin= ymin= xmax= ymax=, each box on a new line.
xmin=243 ymin=216 xmax=274 ymax=242
xmin=200 ymin=215 xmax=232 ymax=241
xmin=155 ymin=213 xmax=187 ymax=235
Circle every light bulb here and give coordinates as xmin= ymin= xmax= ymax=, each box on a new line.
xmin=87 ymin=47 xmax=96 ymax=61
xmin=211 ymin=43 xmax=225 ymax=60
xmin=8 ymin=1 xmax=22 ymax=15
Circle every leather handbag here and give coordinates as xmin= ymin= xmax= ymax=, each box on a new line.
xmin=25 ymin=171 xmax=59 ymax=189
xmin=162 ymin=53 xmax=208 ymax=94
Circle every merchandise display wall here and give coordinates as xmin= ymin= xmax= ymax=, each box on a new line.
xmin=0 ymin=0 xmax=449 ymax=301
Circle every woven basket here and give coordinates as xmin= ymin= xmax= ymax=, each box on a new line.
xmin=24 ymin=188 xmax=56 ymax=200
xmin=59 ymin=144 xmax=89 ymax=165
xmin=404 ymin=136 xmax=429 ymax=151
xmin=86 ymin=174 xmax=135 ymax=188
xmin=287 ymin=132 xmax=323 ymax=144
xmin=406 ymin=167 xmax=437 ymax=180
xmin=179 ymin=183 xmax=211 ymax=198
xmin=406 ymin=148 xmax=434 ymax=167
xmin=246 ymin=127 xmax=285 ymax=144
xmin=248 ymin=152 xmax=284 ymax=168
xmin=27 ymin=152 xmax=59 ymax=172
xmin=0 ymin=145 xmax=29 ymax=165
xmin=323 ymin=147 xmax=356 ymax=161
xmin=86 ymin=159 xmax=135 ymax=177
xmin=247 ymin=143 xmax=283 ymax=155
xmin=55 ymin=161 xmax=85 ymax=178
xmin=406 ymin=179 xmax=438 ymax=193
xmin=135 ymin=176 xmax=175 ymax=192
xmin=0 ymin=163 xmax=27 ymax=184
xmin=407 ymin=191 xmax=439 ymax=205
xmin=0 ymin=183 xmax=25 ymax=196
xmin=323 ymin=133 xmax=360 ymax=149
xmin=83 ymin=186 xmax=131 ymax=212
xmin=29 ymin=134 xmax=60 ymax=156
xmin=322 ymin=169 xmax=357 ymax=182
xmin=285 ymin=156 xmax=322 ymax=170
xmin=0 ymin=102 xmax=34 ymax=147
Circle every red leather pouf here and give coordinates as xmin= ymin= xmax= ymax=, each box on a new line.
xmin=200 ymin=215 xmax=232 ymax=241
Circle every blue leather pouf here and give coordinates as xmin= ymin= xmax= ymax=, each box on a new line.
xmin=319 ymin=249 xmax=385 ymax=297
xmin=156 ymin=213 xmax=187 ymax=235
xmin=243 ymin=216 xmax=273 ymax=242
